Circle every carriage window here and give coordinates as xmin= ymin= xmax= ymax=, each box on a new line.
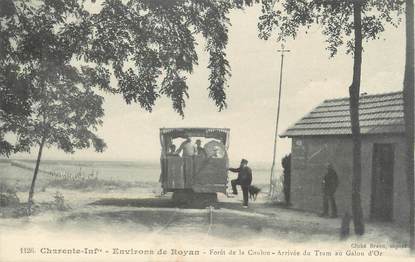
xmin=204 ymin=140 xmax=226 ymax=158
xmin=167 ymin=137 xmax=226 ymax=158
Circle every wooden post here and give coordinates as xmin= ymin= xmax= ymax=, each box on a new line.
xmin=349 ymin=1 xmax=365 ymax=235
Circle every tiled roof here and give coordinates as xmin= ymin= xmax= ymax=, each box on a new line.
xmin=280 ymin=91 xmax=404 ymax=137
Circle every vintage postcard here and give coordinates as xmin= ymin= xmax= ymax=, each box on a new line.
xmin=0 ymin=0 xmax=414 ymax=261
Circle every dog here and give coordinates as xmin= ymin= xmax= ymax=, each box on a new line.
xmin=248 ymin=185 xmax=261 ymax=201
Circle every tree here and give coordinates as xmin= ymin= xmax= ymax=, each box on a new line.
xmin=82 ymin=0 xmax=236 ymax=117
xmin=0 ymin=65 xmax=34 ymax=156
xmin=84 ymin=0 xmax=261 ymax=117
xmin=0 ymin=0 xmax=34 ymax=156
xmin=349 ymin=0 xmax=365 ymax=236
xmin=0 ymin=0 xmax=107 ymax=209
xmin=1 ymin=0 xmax=263 ymax=208
xmin=258 ymin=0 xmax=404 ymax=235
xmin=403 ymin=0 xmax=414 ymax=252
xmin=22 ymin=68 xmax=106 ymax=209
xmin=0 ymin=0 xmax=257 ymax=160
xmin=1 ymin=0 xmax=259 ymax=156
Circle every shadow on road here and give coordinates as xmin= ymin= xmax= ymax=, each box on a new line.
xmin=90 ymin=196 xmax=244 ymax=210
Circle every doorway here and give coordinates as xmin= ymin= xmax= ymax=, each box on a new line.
xmin=370 ymin=143 xmax=394 ymax=221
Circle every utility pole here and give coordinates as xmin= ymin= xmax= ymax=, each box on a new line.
xmin=403 ymin=0 xmax=414 ymax=252
xmin=269 ymin=44 xmax=290 ymax=198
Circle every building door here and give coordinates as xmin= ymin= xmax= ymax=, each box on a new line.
xmin=371 ymin=143 xmax=394 ymax=221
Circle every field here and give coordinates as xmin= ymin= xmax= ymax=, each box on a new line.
xmin=0 ymin=160 xmax=412 ymax=261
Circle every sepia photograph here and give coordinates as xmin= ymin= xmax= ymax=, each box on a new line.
xmin=0 ymin=0 xmax=414 ymax=261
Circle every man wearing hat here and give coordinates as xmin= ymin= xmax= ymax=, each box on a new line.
xmin=229 ymin=159 xmax=252 ymax=208
xmin=195 ymin=139 xmax=207 ymax=157
xmin=320 ymin=162 xmax=339 ymax=218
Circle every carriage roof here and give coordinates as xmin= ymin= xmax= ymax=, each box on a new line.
xmin=159 ymin=127 xmax=230 ymax=148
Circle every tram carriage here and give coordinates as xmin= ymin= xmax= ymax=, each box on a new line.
xmin=159 ymin=127 xmax=230 ymax=203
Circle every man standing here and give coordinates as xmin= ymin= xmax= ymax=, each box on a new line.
xmin=176 ymin=136 xmax=196 ymax=157
xmin=167 ymin=144 xmax=178 ymax=155
xmin=320 ymin=162 xmax=339 ymax=218
xmin=195 ymin=139 xmax=207 ymax=157
xmin=229 ymin=159 xmax=252 ymax=208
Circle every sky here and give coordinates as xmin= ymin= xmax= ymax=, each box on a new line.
xmin=11 ymin=4 xmax=406 ymax=165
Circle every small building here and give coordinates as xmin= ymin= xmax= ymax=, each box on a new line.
xmin=280 ymin=91 xmax=409 ymax=226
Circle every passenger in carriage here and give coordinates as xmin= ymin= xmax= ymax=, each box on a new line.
xmin=195 ymin=139 xmax=207 ymax=157
xmin=176 ymin=136 xmax=196 ymax=157
xmin=167 ymin=144 xmax=179 ymax=156
xmin=212 ymin=146 xmax=221 ymax=158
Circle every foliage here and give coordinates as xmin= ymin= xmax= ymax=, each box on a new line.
xmin=1 ymin=70 xmax=107 ymax=155
xmin=0 ymin=0 xmax=107 ymax=154
xmin=0 ymin=0 xmax=107 ymax=208
xmin=84 ymin=0 xmax=236 ymax=116
xmin=0 ymin=0 xmax=262 ymax=157
xmin=0 ymin=0 xmax=33 ymax=156
xmin=84 ymin=0 xmax=263 ymax=116
xmin=258 ymin=0 xmax=404 ymax=56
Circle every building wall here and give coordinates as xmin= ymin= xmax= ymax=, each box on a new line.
xmin=290 ymin=134 xmax=408 ymax=226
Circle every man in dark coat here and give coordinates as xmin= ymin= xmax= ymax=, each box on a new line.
xmin=195 ymin=139 xmax=207 ymax=157
xmin=229 ymin=159 xmax=252 ymax=208
xmin=320 ymin=163 xmax=339 ymax=218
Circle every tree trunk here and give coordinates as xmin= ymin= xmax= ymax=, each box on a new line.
xmin=403 ymin=0 xmax=414 ymax=252
xmin=27 ymin=135 xmax=46 ymax=214
xmin=349 ymin=1 xmax=365 ymax=235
